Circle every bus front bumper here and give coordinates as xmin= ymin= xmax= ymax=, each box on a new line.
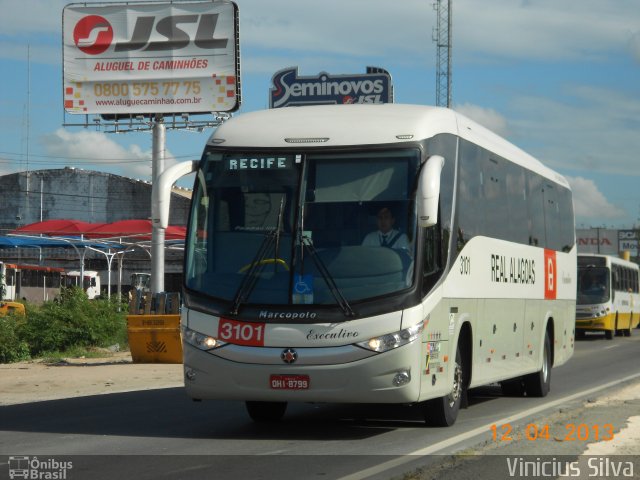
xmin=575 ymin=314 xmax=614 ymax=331
xmin=182 ymin=339 xmax=427 ymax=404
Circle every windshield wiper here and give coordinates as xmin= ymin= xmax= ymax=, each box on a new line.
xmin=229 ymin=230 xmax=276 ymax=315
xmin=230 ymin=198 xmax=285 ymax=315
xmin=302 ymin=237 xmax=355 ymax=317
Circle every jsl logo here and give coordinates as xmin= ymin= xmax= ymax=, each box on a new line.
xmin=73 ymin=14 xmax=229 ymax=55
xmin=73 ymin=15 xmax=113 ymax=55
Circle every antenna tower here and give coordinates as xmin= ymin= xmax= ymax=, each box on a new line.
xmin=433 ymin=0 xmax=452 ymax=107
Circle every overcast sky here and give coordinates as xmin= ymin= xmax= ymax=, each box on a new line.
xmin=0 ymin=0 xmax=639 ymax=228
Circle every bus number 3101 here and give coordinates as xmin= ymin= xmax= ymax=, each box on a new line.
xmin=218 ymin=318 xmax=266 ymax=346
xmin=460 ymin=256 xmax=471 ymax=275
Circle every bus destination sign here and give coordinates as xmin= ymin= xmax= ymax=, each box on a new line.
xmin=225 ymin=156 xmax=293 ymax=171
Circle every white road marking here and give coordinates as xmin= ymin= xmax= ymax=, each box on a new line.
xmin=335 ymin=371 xmax=640 ymax=480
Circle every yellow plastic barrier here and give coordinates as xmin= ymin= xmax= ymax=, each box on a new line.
xmin=126 ymin=314 xmax=182 ymax=363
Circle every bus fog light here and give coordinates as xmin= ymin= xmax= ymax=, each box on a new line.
xmin=392 ymin=370 xmax=411 ymax=387
xmin=185 ymin=368 xmax=197 ymax=381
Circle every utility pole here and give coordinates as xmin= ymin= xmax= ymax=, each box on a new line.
xmin=150 ymin=115 xmax=166 ymax=294
xmin=433 ymin=0 xmax=452 ymax=107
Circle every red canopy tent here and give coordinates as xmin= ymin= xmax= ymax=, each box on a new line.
xmin=14 ymin=219 xmax=103 ymax=236
xmin=10 ymin=220 xmax=185 ymax=299
xmin=13 ymin=219 xmax=185 ymax=240
xmin=165 ymin=225 xmax=187 ymax=240
xmin=88 ymin=220 xmax=186 ymax=240
xmin=85 ymin=219 xmax=155 ymax=239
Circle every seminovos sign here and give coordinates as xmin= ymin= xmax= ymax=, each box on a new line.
xmin=62 ymin=1 xmax=240 ymax=115
xmin=269 ymin=67 xmax=393 ymax=108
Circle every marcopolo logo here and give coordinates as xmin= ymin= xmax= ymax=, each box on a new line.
xmin=72 ymin=13 xmax=229 ymax=55
xmin=269 ymin=67 xmax=393 ymax=108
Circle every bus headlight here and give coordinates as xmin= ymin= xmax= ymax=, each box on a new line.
xmin=591 ymin=306 xmax=609 ymax=318
xmin=182 ymin=326 xmax=226 ymax=351
xmin=357 ymin=321 xmax=424 ymax=353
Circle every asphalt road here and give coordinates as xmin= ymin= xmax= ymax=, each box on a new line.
xmin=1 ymin=331 xmax=640 ymax=480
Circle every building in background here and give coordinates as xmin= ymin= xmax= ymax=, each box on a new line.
xmin=0 ymin=168 xmax=191 ymax=232
xmin=0 ymin=168 xmax=192 ymax=295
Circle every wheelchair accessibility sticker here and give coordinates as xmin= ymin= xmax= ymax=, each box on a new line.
xmin=293 ymin=274 xmax=314 ymax=304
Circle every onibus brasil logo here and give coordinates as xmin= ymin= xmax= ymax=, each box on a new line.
xmin=8 ymin=456 xmax=72 ymax=479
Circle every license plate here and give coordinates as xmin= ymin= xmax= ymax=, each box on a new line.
xmin=270 ymin=374 xmax=310 ymax=390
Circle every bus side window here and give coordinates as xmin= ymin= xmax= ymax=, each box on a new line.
xmin=526 ymin=172 xmax=545 ymax=247
xmin=423 ymin=225 xmax=440 ymax=276
xmin=423 ymin=225 xmax=442 ymax=294
xmin=456 ymin=140 xmax=483 ymax=252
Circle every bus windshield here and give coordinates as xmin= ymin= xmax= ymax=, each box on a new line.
xmin=185 ymin=148 xmax=420 ymax=309
xmin=577 ymin=266 xmax=610 ymax=305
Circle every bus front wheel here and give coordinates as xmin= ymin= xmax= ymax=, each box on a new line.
xmin=245 ymin=401 xmax=287 ymax=422
xmin=424 ymin=345 xmax=464 ymax=427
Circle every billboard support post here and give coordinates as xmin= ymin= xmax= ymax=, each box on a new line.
xmin=151 ymin=115 xmax=166 ymax=294
xmin=62 ymin=1 xmax=241 ymax=295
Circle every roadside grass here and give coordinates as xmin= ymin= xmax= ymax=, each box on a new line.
xmin=0 ymin=287 xmax=128 ymax=364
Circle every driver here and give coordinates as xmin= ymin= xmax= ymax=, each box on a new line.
xmin=362 ymin=207 xmax=409 ymax=249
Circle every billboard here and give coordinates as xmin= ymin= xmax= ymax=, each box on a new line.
xmin=269 ymin=67 xmax=393 ymax=108
xmin=618 ymin=229 xmax=639 ymax=257
xmin=576 ymin=229 xmax=619 ymax=255
xmin=63 ymin=1 xmax=240 ymax=116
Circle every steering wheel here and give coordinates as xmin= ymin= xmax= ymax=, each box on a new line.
xmin=238 ymin=258 xmax=290 ymax=273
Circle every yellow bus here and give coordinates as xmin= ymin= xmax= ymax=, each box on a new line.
xmin=576 ymin=254 xmax=640 ymax=339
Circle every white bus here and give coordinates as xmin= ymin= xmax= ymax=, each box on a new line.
xmin=0 ymin=262 xmax=64 ymax=304
xmin=576 ymin=254 xmax=640 ymax=339
xmin=61 ymin=270 xmax=101 ymax=299
xmin=166 ymin=104 xmax=576 ymax=426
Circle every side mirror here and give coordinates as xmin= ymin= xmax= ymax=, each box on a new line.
xmin=152 ymin=160 xmax=199 ymax=229
xmin=417 ymin=155 xmax=445 ymax=228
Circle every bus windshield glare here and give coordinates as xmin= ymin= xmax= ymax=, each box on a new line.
xmin=185 ymin=149 xmax=420 ymax=308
